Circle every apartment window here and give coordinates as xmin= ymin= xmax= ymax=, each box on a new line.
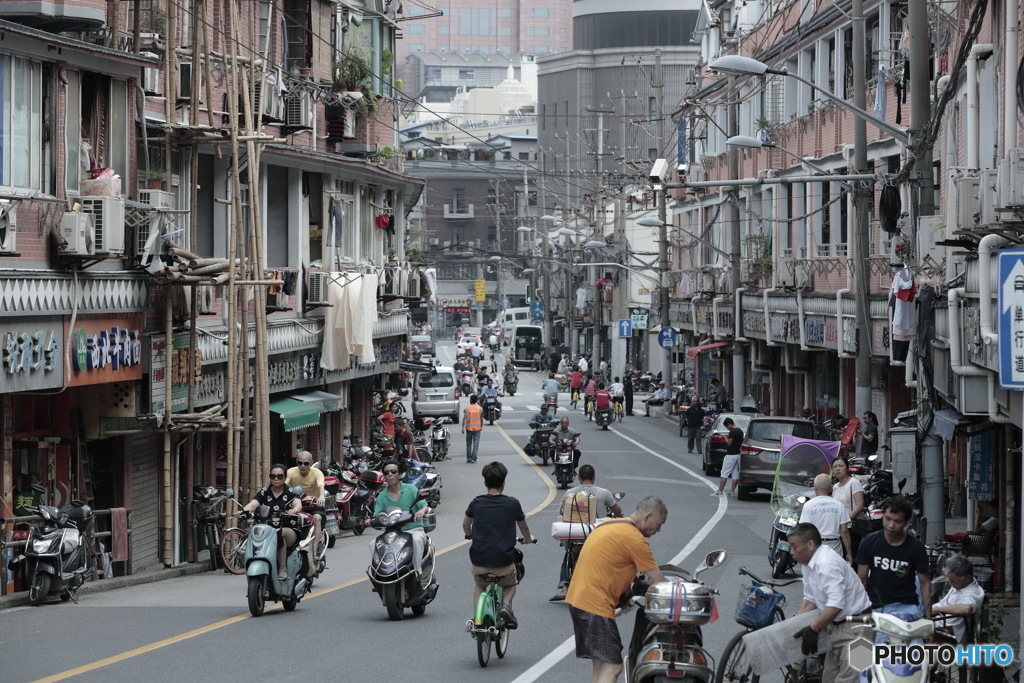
xmin=452 ymin=188 xmax=467 ymax=213
xmin=426 ymin=67 xmax=441 ymax=80
xmin=866 ymin=14 xmax=880 ymax=82
xmin=406 ymin=24 xmax=425 ymax=34
xmin=500 ymin=9 xmax=511 ymax=17
xmin=820 ymin=182 xmax=831 ymax=254
xmin=519 ymin=152 xmax=530 ymax=160
xmin=459 ymin=69 xmax=474 ymax=80
xmin=552 ymin=102 xmax=557 ymax=126
xmin=532 ymin=8 xmax=549 ymax=18
xmin=541 ymin=104 xmax=546 ymax=130
xmin=527 ymin=190 xmax=537 ymax=206
xmin=533 ymin=45 xmax=549 ymax=53
xmin=648 ymin=148 xmax=658 ymax=160
xmin=284 ymin=0 xmax=308 ymax=70
xmin=0 ymin=56 xmax=44 ymax=189
xmin=649 ymin=97 xmax=657 ymax=119
xmin=500 ymin=27 xmax=511 ymax=37
xmin=532 ymin=27 xmax=549 ymax=37
xmin=439 ymin=26 xmax=449 ymax=35
xmin=259 ymin=1 xmax=273 ymax=58
xmin=488 ymin=225 xmax=497 ymax=244
xmin=564 ymin=100 xmax=569 ymax=128
xmin=407 ymin=4 xmax=425 ymax=16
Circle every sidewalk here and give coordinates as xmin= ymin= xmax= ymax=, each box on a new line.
xmin=0 ymin=562 xmax=212 ymax=609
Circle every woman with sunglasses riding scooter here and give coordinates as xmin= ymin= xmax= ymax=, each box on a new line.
xmin=242 ymin=464 xmax=304 ymax=581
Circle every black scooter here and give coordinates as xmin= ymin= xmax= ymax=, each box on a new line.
xmin=13 ymin=484 xmax=94 ymax=605
xmin=366 ymin=505 xmax=439 ymax=621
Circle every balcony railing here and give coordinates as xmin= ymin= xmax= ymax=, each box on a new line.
xmin=443 ymin=203 xmax=474 ymax=219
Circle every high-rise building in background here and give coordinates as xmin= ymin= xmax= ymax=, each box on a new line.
xmin=398 ymin=0 xmax=573 ymax=101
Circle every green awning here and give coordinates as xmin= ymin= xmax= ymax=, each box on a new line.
xmin=268 ymin=397 xmax=322 ymax=432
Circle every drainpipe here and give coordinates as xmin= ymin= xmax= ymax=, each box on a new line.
xmin=836 ymin=288 xmax=854 ymax=358
xmin=712 ymin=296 xmax=726 ymax=339
xmin=763 ymin=288 xmax=777 ymax=346
xmin=979 ymin=233 xmax=1007 ymax=345
xmin=949 ymin=288 xmax=1012 ymax=423
xmin=735 ymin=287 xmax=749 ymax=342
xmin=1006 ymin=0 xmax=1019 ymax=152
xmin=967 ymin=44 xmax=994 ymax=169
xmin=690 ymin=295 xmax=700 ymax=341
xmin=796 ymin=290 xmax=809 ymax=351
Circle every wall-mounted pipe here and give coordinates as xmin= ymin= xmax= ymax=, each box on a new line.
xmin=967 ymin=44 xmax=994 ymax=169
xmin=712 ymin=296 xmax=726 ymax=339
xmin=763 ymin=288 xmax=777 ymax=346
xmin=949 ymin=287 xmax=1011 ymax=423
xmin=836 ymin=288 xmax=854 ymax=358
xmin=691 ymin=295 xmax=700 ymax=340
xmin=796 ymin=290 xmax=809 ymax=351
xmin=979 ymin=233 xmax=1007 ymax=345
xmin=1006 ymin=1 xmax=1019 ymax=152
xmin=734 ymin=287 xmax=749 ymax=342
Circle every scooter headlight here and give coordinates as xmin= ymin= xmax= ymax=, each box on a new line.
xmin=384 ymin=532 xmax=398 ymax=544
xmin=30 ymin=536 xmax=55 ymax=553
xmin=398 ymin=547 xmax=411 ymax=564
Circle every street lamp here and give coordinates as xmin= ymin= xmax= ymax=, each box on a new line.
xmin=709 ymin=56 xmax=909 ymax=143
xmin=725 ymin=135 xmax=854 ymax=190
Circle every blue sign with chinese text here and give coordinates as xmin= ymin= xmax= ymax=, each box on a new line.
xmin=997 ymin=249 xmax=1024 ymax=388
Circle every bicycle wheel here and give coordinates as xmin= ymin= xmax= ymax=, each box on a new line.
xmin=476 ymin=615 xmax=493 ymax=667
xmin=495 ymin=620 xmax=510 ymax=658
xmin=715 ymin=629 xmax=756 ymax=683
xmin=220 ymin=528 xmax=247 ymax=575
xmin=205 ymin=525 xmax=222 ymax=570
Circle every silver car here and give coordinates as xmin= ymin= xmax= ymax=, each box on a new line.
xmin=412 ymin=366 xmax=460 ymax=423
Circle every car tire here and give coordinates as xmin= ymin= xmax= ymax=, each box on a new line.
xmin=736 ymin=486 xmax=754 ymax=501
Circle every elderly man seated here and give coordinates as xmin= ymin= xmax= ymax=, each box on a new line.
xmin=931 ymin=554 xmax=986 ymax=643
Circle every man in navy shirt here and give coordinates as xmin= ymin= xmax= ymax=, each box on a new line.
xmin=463 ymin=461 xmax=534 ymax=629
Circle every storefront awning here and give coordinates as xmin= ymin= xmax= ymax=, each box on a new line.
xmin=291 ymin=390 xmax=344 ymax=413
xmin=686 ymin=342 xmax=731 ymax=359
xmin=931 ymin=407 xmax=966 ymax=440
xmin=268 ymin=398 xmax=322 ymax=432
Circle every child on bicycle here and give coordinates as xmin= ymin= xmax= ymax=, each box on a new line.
xmin=608 ymin=377 xmax=625 ymax=415
xmin=582 ymin=375 xmax=597 ymax=415
xmin=463 ymin=461 xmax=534 ymax=629
xmin=569 ymin=367 xmax=584 ymax=404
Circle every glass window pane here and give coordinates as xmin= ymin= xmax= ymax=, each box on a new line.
xmin=66 ymin=70 xmax=81 ymax=192
xmin=109 ymin=79 xmax=128 ymax=181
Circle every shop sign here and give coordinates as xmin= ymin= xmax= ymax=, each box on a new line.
xmin=825 ymin=321 xmax=838 ymax=343
xmin=0 ymin=318 xmax=64 ymax=393
xmin=631 ymin=308 xmax=648 ymax=330
xmin=968 ymin=433 xmax=994 ymax=501
xmin=717 ymin=311 xmax=733 ymax=330
xmin=770 ymin=316 xmax=788 ymax=340
xmin=150 ymin=332 xmax=204 ymax=414
xmin=69 ymin=316 xmax=145 ymax=386
xmin=805 ymin=318 xmax=825 ymax=345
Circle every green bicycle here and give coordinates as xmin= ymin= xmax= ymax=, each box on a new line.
xmin=468 ymin=539 xmax=533 ymax=667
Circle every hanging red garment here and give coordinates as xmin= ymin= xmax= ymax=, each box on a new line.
xmin=375 ymin=215 xmax=390 ymax=230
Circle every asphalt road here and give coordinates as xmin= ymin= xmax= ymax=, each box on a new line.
xmin=1 ymin=343 xmax=803 ymax=683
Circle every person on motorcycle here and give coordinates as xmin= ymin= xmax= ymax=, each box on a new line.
xmin=374 ymin=459 xmax=431 ymax=582
xmin=542 ymin=372 xmax=560 ymax=401
xmin=463 ymin=461 xmax=535 ymax=629
xmin=243 ymin=464 xmax=304 ymax=581
xmin=480 ymin=378 xmax=502 ymax=411
xmin=593 ymin=383 xmax=612 ymax=420
xmin=285 ymin=451 xmax=327 ymax=553
xmin=488 ymin=332 xmax=498 ymax=350
xmin=553 ymin=416 xmax=582 ymax=473
xmin=550 ymin=464 xmax=623 ymax=602
xmin=526 ymin=403 xmax=556 ymax=455
xmin=503 ymin=363 xmax=518 ymax=389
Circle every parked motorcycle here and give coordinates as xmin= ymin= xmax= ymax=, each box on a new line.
xmin=554 ymin=437 xmax=577 ymax=489
xmin=367 ymin=505 xmax=439 ymax=621
xmin=242 ymin=496 xmax=315 ymax=617
xmin=14 ymin=484 xmax=94 ymax=606
xmin=482 ymin=393 xmax=502 ymax=425
xmin=402 ymin=458 xmax=442 ymax=508
xmin=529 ymin=422 xmax=557 ymax=466
xmin=594 ymin=406 xmax=613 ymax=430
xmin=623 ymin=550 xmax=727 ymax=683
xmin=327 ymin=462 xmax=385 ymax=536
xmin=768 ymin=492 xmax=806 ymax=578
xmin=845 ymin=611 xmax=957 ymax=682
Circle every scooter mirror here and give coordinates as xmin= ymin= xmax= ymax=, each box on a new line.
xmin=30 ymin=483 xmax=45 ymax=495
xmin=225 ymin=488 xmax=235 ymax=498
xmin=613 ymin=492 xmax=626 ymax=501
xmin=292 ymin=486 xmax=305 ymax=497
xmin=704 ymin=549 xmax=727 ymax=568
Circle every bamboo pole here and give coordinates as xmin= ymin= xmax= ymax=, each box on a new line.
xmin=223 ymin=0 xmax=242 ymax=503
xmin=161 ymin=293 xmax=174 ymax=566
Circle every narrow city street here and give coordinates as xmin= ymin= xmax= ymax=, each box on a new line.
xmin=2 ymin=343 xmax=800 ymax=682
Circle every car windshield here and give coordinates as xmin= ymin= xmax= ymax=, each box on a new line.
xmin=747 ymin=419 xmax=815 ymax=442
xmin=464 ymin=327 xmax=482 ymax=336
xmin=417 ymin=372 xmax=454 ymax=388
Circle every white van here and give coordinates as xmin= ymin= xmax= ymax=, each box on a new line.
xmin=499 ymin=307 xmax=532 ymax=341
xmin=509 ymin=324 xmax=546 ymax=370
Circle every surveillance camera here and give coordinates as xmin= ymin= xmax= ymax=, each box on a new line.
xmin=348 ymin=11 xmax=363 ymax=27
xmin=649 ymin=159 xmax=669 ymax=185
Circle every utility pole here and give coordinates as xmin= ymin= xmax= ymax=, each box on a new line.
xmin=540 ymin=151 xmax=552 ymax=347
xmin=567 ymin=131 xmax=579 ymax=355
xmin=728 ymin=93 xmax=743 ymax=405
xmin=852 ymin=0 xmax=872 ymax=424
xmin=612 ymin=90 xmax=629 ymax=378
xmin=655 ymin=50 xmax=671 ymax=382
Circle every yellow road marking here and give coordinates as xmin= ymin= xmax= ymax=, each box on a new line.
xmin=35 ymin=425 xmax=554 ymax=682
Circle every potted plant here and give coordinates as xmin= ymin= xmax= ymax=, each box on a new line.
xmin=334 ymin=49 xmax=372 ymax=93
xmin=146 ymin=170 xmax=165 ymax=190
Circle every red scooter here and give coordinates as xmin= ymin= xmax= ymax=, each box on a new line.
xmin=327 ymin=461 xmax=385 ymax=536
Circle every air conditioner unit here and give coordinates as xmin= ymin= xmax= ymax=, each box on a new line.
xmin=776 ymin=255 xmax=796 ymax=288
xmin=286 ymin=91 xmax=312 ymax=127
xmin=954 ymin=174 xmax=982 ymax=230
xmin=142 ymin=61 xmax=160 ymax=95
xmin=699 ymin=271 xmax=715 ymax=292
xmin=139 ymin=189 xmax=175 ymax=208
xmin=793 ymin=261 xmax=812 ymax=289
xmin=688 ymin=164 xmax=707 ymax=184
xmin=443 ymin=240 xmax=451 ymax=247
xmin=306 ymin=271 xmax=331 ymax=306
xmin=978 ymin=168 xmax=1003 ymax=225
xmin=428 ymin=238 xmax=439 ymax=246
xmin=178 ymin=62 xmax=193 ymax=101
xmin=80 ymin=196 xmax=126 ymax=256
xmin=0 ymin=201 xmax=16 ymax=254
xmin=998 ymin=148 xmax=1024 ymax=208
xmin=58 ymin=211 xmax=95 ymax=256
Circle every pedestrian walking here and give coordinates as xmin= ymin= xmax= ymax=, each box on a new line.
xmin=712 ymin=417 xmax=743 ymax=496
xmin=624 ymin=374 xmax=634 ymax=416
xmin=685 ymin=400 xmax=704 ymax=453
xmin=463 ymin=394 xmax=484 ymax=463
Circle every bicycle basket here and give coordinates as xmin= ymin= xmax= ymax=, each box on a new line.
xmin=735 ymin=581 xmax=785 ymax=629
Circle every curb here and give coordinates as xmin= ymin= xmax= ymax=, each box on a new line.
xmin=0 ymin=562 xmax=213 ymax=609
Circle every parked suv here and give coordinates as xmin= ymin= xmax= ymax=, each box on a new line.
xmin=410 ymin=335 xmax=435 ymax=358
xmin=701 ymin=413 xmax=756 ymax=475
xmin=737 ymin=416 xmax=817 ymax=499
xmin=412 ymin=366 xmax=460 ymax=424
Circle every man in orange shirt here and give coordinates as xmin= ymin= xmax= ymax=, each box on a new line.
xmin=462 ymin=394 xmax=484 ymax=463
xmin=566 ymin=496 xmax=668 ymax=683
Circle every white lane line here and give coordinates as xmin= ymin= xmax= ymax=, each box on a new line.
xmin=509 ymin=428 xmax=727 ymax=683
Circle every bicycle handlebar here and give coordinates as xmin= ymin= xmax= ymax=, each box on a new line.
xmin=517 ymin=537 xmax=538 ymax=544
xmin=738 ymin=565 xmax=804 ymax=587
